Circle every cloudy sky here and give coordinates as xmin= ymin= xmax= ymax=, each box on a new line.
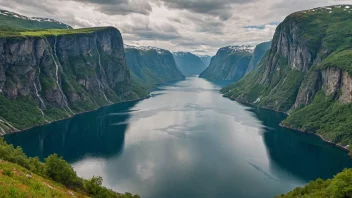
xmin=0 ymin=0 xmax=348 ymax=55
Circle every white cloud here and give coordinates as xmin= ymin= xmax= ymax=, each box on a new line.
xmin=0 ymin=0 xmax=338 ymax=55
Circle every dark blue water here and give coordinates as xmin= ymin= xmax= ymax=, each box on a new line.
xmin=5 ymin=77 xmax=352 ymax=198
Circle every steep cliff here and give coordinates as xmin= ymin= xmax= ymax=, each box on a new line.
xmin=125 ymin=45 xmax=185 ymax=88
xmin=222 ymin=5 xmax=352 ymax=146
xmin=199 ymin=46 xmax=253 ymax=82
xmin=0 ymin=27 xmax=145 ymax=135
xmin=246 ymin=41 xmax=272 ymax=74
xmin=173 ymin=52 xmax=207 ymax=76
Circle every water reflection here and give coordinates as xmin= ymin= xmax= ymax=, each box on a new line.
xmin=247 ymin=106 xmax=352 ymax=182
xmin=4 ymin=77 xmax=352 ymax=198
xmin=5 ymin=101 xmax=139 ymax=163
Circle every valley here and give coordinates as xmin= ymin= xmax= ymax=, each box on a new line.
xmin=1 ymin=3 xmax=352 ymax=198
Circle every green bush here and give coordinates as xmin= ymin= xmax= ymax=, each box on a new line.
xmin=279 ymin=169 xmax=352 ymax=198
xmin=0 ymin=138 xmax=140 ymax=197
xmin=44 ymin=154 xmax=79 ymax=187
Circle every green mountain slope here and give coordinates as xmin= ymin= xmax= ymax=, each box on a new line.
xmin=0 ymin=138 xmax=139 ymax=198
xmin=0 ymin=10 xmax=71 ymax=32
xmin=125 ymin=45 xmax=185 ymax=89
xmin=173 ymin=52 xmax=207 ymax=76
xmin=199 ymin=46 xmax=253 ymax=82
xmin=0 ymin=26 xmax=147 ymax=135
xmin=222 ymin=5 xmax=352 ymax=146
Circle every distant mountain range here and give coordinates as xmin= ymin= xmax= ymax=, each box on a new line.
xmin=199 ymin=55 xmax=212 ymax=67
xmin=199 ymin=45 xmax=254 ymax=82
xmin=0 ymin=9 xmax=72 ymax=30
xmin=173 ymin=52 xmax=207 ymax=76
xmin=125 ymin=45 xmax=185 ymax=89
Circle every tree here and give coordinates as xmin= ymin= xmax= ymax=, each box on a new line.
xmin=44 ymin=154 xmax=78 ymax=187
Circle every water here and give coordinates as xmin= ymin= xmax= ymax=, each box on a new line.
xmin=5 ymin=77 xmax=352 ymax=198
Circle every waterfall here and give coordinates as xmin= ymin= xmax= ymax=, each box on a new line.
xmin=0 ymin=125 xmax=4 ymax=134
xmin=0 ymin=119 xmax=19 ymax=131
xmin=33 ymin=81 xmax=48 ymax=122
xmin=96 ymin=37 xmax=111 ymax=104
xmin=97 ymin=50 xmax=109 ymax=88
xmin=51 ymin=37 xmax=74 ymax=114
xmin=33 ymin=82 xmax=45 ymax=109
xmin=97 ymin=79 xmax=111 ymax=104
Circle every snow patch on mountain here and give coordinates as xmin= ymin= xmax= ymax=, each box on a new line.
xmin=0 ymin=10 xmax=70 ymax=28
xmin=221 ymin=45 xmax=255 ymax=53
xmin=124 ymin=44 xmax=168 ymax=54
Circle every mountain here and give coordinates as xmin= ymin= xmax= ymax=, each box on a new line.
xmin=246 ymin=41 xmax=272 ymax=74
xmin=125 ymin=45 xmax=185 ymax=89
xmin=0 ymin=27 xmax=147 ymax=135
xmin=0 ymin=10 xmax=72 ymax=31
xmin=173 ymin=52 xmax=207 ymax=76
xmin=199 ymin=45 xmax=254 ymax=82
xmin=222 ymin=5 xmax=352 ymax=146
xmin=199 ymin=55 xmax=212 ymax=67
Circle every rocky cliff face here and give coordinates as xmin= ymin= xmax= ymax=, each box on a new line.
xmin=0 ymin=27 xmax=143 ymax=135
xmin=125 ymin=45 xmax=185 ymax=88
xmin=246 ymin=41 xmax=272 ymax=74
xmin=173 ymin=52 xmax=207 ymax=76
xmin=222 ymin=5 xmax=352 ymax=146
xmin=294 ymin=68 xmax=352 ymax=108
xmin=199 ymin=46 xmax=253 ymax=82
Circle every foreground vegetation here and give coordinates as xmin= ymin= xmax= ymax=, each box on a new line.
xmin=0 ymin=138 xmax=139 ymax=198
xmin=278 ymin=169 xmax=352 ymax=198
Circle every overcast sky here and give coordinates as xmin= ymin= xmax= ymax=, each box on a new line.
xmin=0 ymin=0 xmax=348 ymax=55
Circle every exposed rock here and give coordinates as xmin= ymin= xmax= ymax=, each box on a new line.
xmin=200 ymin=45 xmax=253 ymax=82
xmin=125 ymin=45 xmax=184 ymax=88
xmin=339 ymin=71 xmax=352 ymax=103
xmin=0 ymin=27 xmax=143 ymax=134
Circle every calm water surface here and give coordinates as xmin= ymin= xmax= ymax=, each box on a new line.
xmin=5 ymin=77 xmax=352 ymax=198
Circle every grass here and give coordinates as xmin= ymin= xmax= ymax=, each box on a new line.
xmin=0 ymin=138 xmax=140 ymax=198
xmin=0 ymin=27 xmax=113 ymax=38
xmin=20 ymin=27 xmax=111 ymax=37
xmin=0 ymin=160 xmax=87 ymax=198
